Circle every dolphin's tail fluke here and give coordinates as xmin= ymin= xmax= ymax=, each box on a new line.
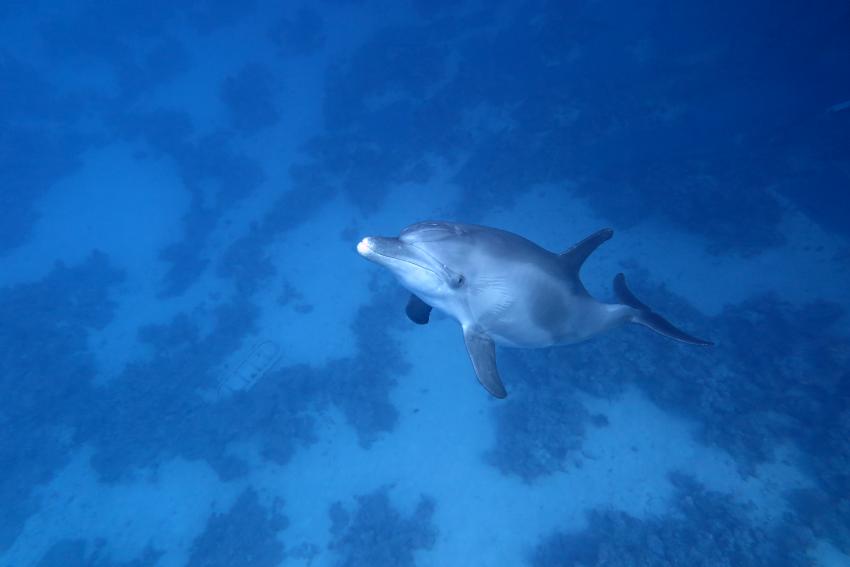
xmin=614 ymin=273 xmax=713 ymax=346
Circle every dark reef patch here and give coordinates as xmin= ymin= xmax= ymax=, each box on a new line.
xmin=269 ymin=7 xmax=326 ymax=57
xmin=214 ymin=161 xmax=336 ymax=299
xmin=218 ymin=224 xmax=277 ymax=296
xmin=0 ymin=0 xmax=266 ymax=257
xmin=80 ymin=297 xmax=257 ymax=480
xmin=323 ymin=280 xmax=410 ymax=447
xmin=532 ymin=472 xmax=813 ymax=567
xmin=232 ymin=277 xmax=411 ymax=451
xmin=76 ymin=294 xmax=319 ymax=483
xmin=0 ymin=55 xmax=90 ymax=254
xmin=115 ymin=109 xmax=267 ymax=297
xmin=0 ymin=253 xmax=124 ymax=551
xmin=77 ymin=274 xmax=409 ymax=484
xmin=293 ymin=0 xmax=849 ymax=253
xmin=187 ymin=488 xmax=287 ymax=567
xmin=485 ymin=356 xmax=591 ymax=481
xmin=488 ymin=270 xmax=850 ymax=552
xmin=220 ymin=63 xmax=281 ymax=136
xmin=328 ymin=487 xmax=437 ymax=567
xmin=301 ymin=22 xmax=462 ymax=213
xmin=36 ymin=539 xmax=161 ymax=567
xmin=41 ymin=0 xmax=254 ymax=72
xmin=40 ymin=2 xmax=195 ymax=101
xmin=0 ymin=264 xmax=390 ymax=504
xmin=154 ymin=131 xmax=266 ymax=296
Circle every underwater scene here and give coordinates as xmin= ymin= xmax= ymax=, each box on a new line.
xmin=2 ymin=1 xmax=850 ymax=565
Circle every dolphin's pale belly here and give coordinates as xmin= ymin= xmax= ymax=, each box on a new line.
xmin=459 ymin=266 xmax=602 ymax=348
xmin=486 ymin=321 xmax=558 ymax=348
xmin=477 ymin=294 xmax=596 ymax=348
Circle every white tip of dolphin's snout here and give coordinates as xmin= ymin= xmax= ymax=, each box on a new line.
xmin=356 ymin=237 xmax=372 ymax=256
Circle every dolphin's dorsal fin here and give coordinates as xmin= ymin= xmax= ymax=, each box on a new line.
xmin=405 ymin=294 xmax=432 ymax=325
xmin=560 ymin=228 xmax=614 ymax=272
xmin=462 ymin=327 xmax=507 ymax=398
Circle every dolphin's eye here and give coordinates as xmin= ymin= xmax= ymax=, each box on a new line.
xmin=451 ymin=274 xmax=465 ymax=288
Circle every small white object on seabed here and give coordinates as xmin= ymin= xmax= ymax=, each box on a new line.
xmin=218 ymin=340 xmax=281 ymax=394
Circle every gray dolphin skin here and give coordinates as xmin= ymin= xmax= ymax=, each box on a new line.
xmin=357 ymin=221 xmax=712 ymax=398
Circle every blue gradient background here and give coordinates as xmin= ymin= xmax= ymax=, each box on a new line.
xmin=1 ymin=1 xmax=849 ymax=565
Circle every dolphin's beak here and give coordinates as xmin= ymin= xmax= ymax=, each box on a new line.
xmin=356 ymin=236 xmax=385 ymax=260
xmin=356 ymin=236 xmax=426 ymax=269
xmin=356 ymin=237 xmax=376 ymax=257
xmin=356 ymin=236 xmax=403 ymax=264
xmin=357 ymin=234 xmax=458 ymax=284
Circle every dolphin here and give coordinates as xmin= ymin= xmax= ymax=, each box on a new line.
xmin=356 ymin=221 xmax=711 ymax=398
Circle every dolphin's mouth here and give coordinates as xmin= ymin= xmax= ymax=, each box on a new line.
xmin=358 ymin=236 xmax=464 ymax=288
xmin=357 ymin=237 xmax=442 ymax=278
xmin=370 ymin=249 xmax=442 ymax=277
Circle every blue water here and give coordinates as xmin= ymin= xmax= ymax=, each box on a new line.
xmin=2 ymin=1 xmax=849 ymax=565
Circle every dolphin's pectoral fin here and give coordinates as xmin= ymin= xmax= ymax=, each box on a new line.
xmin=560 ymin=228 xmax=614 ymax=272
xmin=614 ymin=273 xmax=714 ymax=346
xmin=405 ymin=294 xmax=433 ymax=325
xmin=462 ymin=327 xmax=507 ymax=398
